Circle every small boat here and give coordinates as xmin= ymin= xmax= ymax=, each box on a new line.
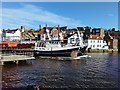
xmin=73 ymin=54 xmax=91 ymax=60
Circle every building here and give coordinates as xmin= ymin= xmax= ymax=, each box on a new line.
xmin=87 ymin=35 xmax=108 ymax=49
xmin=3 ymin=29 xmax=21 ymax=41
xmin=51 ymin=26 xmax=59 ymax=40
xmin=92 ymin=28 xmax=105 ymax=39
xmin=104 ymin=31 xmax=119 ymax=51
xmin=38 ymin=28 xmax=46 ymax=41
xmin=113 ymin=39 xmax=118 ymax=51
xmin=104 ymin=33 xmax=114 ymax=49
xmin=21 ymin=26 xmax=38 ymax=41
xmin=38 ymin=24 xmax=64 ymax=41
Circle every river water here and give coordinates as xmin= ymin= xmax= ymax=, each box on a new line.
xmin=1 ymin=53 xmax=120 ymax=89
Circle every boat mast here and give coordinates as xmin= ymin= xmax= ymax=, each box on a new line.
xmin=76 ymin=28 xmax=84 ymax=48
xmin=46 ymin=24 xmax=51 ymax=40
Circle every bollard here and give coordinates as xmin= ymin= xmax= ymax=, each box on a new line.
xmin=1 ymin=61 xmax=4 ymax=65
xmin=16 ymin=61 xmax=19 ymax=64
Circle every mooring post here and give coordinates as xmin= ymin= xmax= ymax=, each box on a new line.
xmin=1 ymin=61 xmax=4 ymax=65
xmin=16 ymin=61 xmax=19 ymax=65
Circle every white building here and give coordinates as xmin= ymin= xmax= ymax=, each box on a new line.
xmin=87 ymin=35 xmax=108 ymax=49
xmin=5 ymin=29 xmax=21 ymax=41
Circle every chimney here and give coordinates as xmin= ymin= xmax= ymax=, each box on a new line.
xmin=58 ymin=25 xmax=60 ymax=32
xmin=21 ymin=26 xmax=25 ymax=32
xmin=39 ymin=25 xmax=41 ymax=29
xmin=46 ymin=24 xmax=48 ymax=29
xmin=21 ymin=26 xmax=24 ymax=29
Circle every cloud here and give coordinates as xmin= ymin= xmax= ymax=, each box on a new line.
xmin=1 ymin=3 xmax=82 ymax=29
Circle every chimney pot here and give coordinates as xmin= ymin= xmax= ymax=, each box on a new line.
xmin=39 ymin=25 xmax=41 ymax=29
xmin=46 ymin=24 xmax=48 ymax=28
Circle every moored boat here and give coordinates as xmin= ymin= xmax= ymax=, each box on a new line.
xmin=34 ymin=40 xmax=86 ymax=57
xmin=34 ymin=27 xmax=87 ymax=58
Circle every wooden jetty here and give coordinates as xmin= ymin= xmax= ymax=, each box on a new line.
xmin=0 ymin=54 xmax=35 ymax=65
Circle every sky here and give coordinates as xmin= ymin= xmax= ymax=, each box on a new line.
xmin=0 ymin=2 xmax=118 ymax=30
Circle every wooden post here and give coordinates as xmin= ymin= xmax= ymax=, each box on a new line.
xmin=1 ymin=61 xmax=4 ymax=65
xmin=16 ymin=61 xmax=19 ymax=64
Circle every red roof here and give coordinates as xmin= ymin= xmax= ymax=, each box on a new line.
xmin=38 ymin=28 xmax=45 ymax=34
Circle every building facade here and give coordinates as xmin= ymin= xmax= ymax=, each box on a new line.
xmin=38 ymin=25 xmax=64 ymax=41
xmin=2 ymin=29 xmax=21 ymax=41
xmin=92 ymin=28 xmax=105 ymax=39
xmin=87 ymin=35 xmax=108 ymax=49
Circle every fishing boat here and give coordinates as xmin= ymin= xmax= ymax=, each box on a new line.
xmin=34 ymin=27 xmax=88 ymax=58
xmin=34 ymin=40 xmax=86 ymax=57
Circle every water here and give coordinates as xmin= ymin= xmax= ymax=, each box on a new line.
xmin=1 ymin=53 xmax=119 ymax=89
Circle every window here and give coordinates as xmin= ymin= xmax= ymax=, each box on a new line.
xmin=97 ymin=45 xmax=99 ymax=47
xmin=93 ymin=45 xmax=95 ymax=47
xmin=76 ymin=38 xmax=80 ymax=43
xmin=98 ymin=41 xmax=99 ymax=43
xmin=70 ymin=38 xmax=74 ymax=44
xmin=91 ymin=41 xmax=92 ymax=43
xmin=53 ymin=30 xmax=57 ymax=33
xmin=99 ymin=45 xmax=101 ymax=47
xmin=96 ymin=30 xmax=100 ymax=32
xmin=99 ymin=41 xmax=101 ymax=43
xmin=42 ymin=35 xmax=44 ymax=38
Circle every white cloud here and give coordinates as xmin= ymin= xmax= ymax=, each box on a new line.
xmin=1 ymin=4 xmax=83 ymax=29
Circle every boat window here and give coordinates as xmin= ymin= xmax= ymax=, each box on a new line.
xmin=70 ymin=38 xmax=74 ymax=44
xmin=39 ymin=43 xmax=41 ymax=47
xmin=37 ymin=43 xmax=39 ymax=47
xmin=41 ymin=43 xmax=43 ymax=47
